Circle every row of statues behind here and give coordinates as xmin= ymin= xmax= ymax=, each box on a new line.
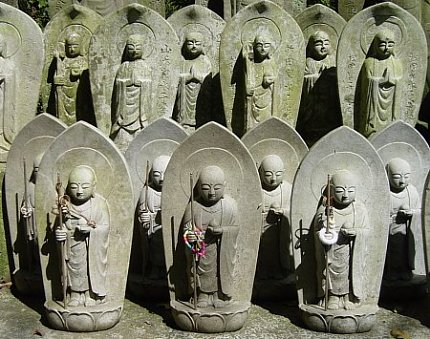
xmin=1 ymin=0 xmax=425 ymax=161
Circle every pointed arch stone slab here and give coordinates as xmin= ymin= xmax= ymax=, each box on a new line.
xmin=162 ymin=122 xmax=261 ymax=332
xmin=48 ymin=0 xmax=166 ymax=18
xmin=41 ymin=4 xmax=102 ymax=125
xmin=89 ymin=4 xmax=180 ymax=135
xmin=5 ymin=114 xmax=67 ymax=295
xmin=0 ymin=3 xmax=44 ymax=162
xmin=35 ymin=121 xmax=134 ymax=331
xmin=242 ymin=116 xmax=308 ymax=300
xmin=338 ymin=0 xmax=365 ymax=22
xmin=220 ymin=0 xmax=305 ymax=136
xmin=337 ymin=2 xmax=427 ymax=132
xmin=290 ymin=126 xmax=390 ymax=333
xmin=370 ymin=121 xmax=430 ymax=296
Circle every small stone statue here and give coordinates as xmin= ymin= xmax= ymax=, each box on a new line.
xmin=0 ymin=33 xmax=16 ymax=152
xmin=173 ymin=31 xmax=212 ymax=131
xmin=384 ymin=158 xmax=421 ymax=282
xmin=243 ymin=33 xmax=276 ymax=131
xmin=314 ymin=170 xmax=369 ymax=310
xmin=137 ymin=155 xmax=169 ymax=281
xmin=357 ymin=29 xmax=403 ymax=137
xmin=256 ymin=155 xmax=292 ymax=281
xmin=297 ymin=30 xmax=341 ymax=146
xmin=53 ymin=32 xmax=89 ymax=125
xmin=110 ymin=34 xmax=151 ymax=151
xmin=54 ymin=165 xmax=109 ymax=307
xmin=182 ymin=165 xmax=239 ymax=308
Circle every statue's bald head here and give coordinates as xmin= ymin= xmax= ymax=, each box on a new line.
xmin=150 ymin=155 xmax=170 ymax=191
xmin=198 ymin=165 xmax=226 ymax=205
xmin=259 ymin=154 xmax=285 ymax=190
xmin=67 ymin=165 xmax=97 ymax=205
xmin=330 ymin=170 xmax=357 ymax=206
xmin=387 ymin=158 xmax=411 ymax=191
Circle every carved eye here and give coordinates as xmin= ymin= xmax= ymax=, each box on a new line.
xmin=69 ymin=184 xmax=79 ymax=190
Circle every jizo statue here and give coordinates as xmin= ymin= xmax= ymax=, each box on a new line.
xmin=357 ymin=29 xmax=403 ymax=137
xmin=256 ymin=155 xmax=292 ymax=280
xmin=243 ymin=33 xmax=276 ymax=131
xmin=53 ymin=32 xmax=88 ymax=125
xmin=182 ymin=165 xmax=239 ymax=308
xmin=384 ymin=158 xmax=421 ymax=281
xmin=314 ymin=170 xmax=369 ymax=310
xmin=110 ymin=34 xmax=152 ymax=151
xmin=173 ymin=31 xmax=212 ymax=131
xmin=0 ymin=33 xmax=16 ymax=152
xmin=137 ymin=155 xmax=170 ymax=281
xmin=53 ymin=165 xmax=109 ymax=307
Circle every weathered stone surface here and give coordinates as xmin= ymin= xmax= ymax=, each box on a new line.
xmin=196 ymin=0 xmax=306 ymax=20
xmin=5 ymin=114 xmax=67 ymax=296
xmin=35 ymin=121 xmax=134 ymax=331
xmin=370 ymin=121 xmax=430 ymax=298
xmin=48 ymin=0 xmax=166 ymax=18
xmin=337 ymin=2 xmax=427 ymax=136
xmin=168 ymin=5 xmax=225 ymax=131
xmin=125 ymin=118 xmax=187 ymax=299
xmin=338 ymin=0 xmax=365 ymax=21
xmin=295 ymin=4 xmax=346 ymax=146
xmin=291 ymin=126 xmax=390 ymax=333
xmin=89 ymin=4 xmax=180 ymax=151
xmin=162 ymin=122 xmax=261 ymax=332
xmin=41 ymin=4 xmax=102 ymax=126
xmin=1 ymin=0 xmax=17 ymax=7
xmin=242 ymin=117 xmax=308 ymax=300
xmin=220 ymin=0 xmax=305 ymax=136
xmin=0 ymin=3 xmax=44 ymax=162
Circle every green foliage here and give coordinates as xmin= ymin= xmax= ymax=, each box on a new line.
xmin=19 ymin=0 xmax=50 ymax=28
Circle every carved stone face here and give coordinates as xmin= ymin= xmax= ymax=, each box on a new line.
xmin=373 ymin=31 xmax=395 ymax=60
xmin=66 ymin=42 xmax=81 ymax=58
xmin=198 ymin=165 xmax=226 ymax=205
xmin=309 ymin=31 xmax=331 ymax=61
xmin=259 ymin=155 xmax=284 ymax=190
xmin=125 ymin=35 xmax=144 ymax=61
xmin=253 ymin=35 xmax=272 ymax=60
xmin=184 ymin=32 xmax=204 ymax=59
xmin=67 ymin=166 xmax=96 ymax=205
xmin=150 ymin=155 xmax=170 ymax=191
xmin=330 ymin=171 xmax=357 ymax=206
xmin=387 ymin=158 xmax=411 ymax=191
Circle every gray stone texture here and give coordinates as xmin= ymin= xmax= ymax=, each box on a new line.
xmin=337 ymin=2 xmax=427 ymax=136
xmin=291 ymin=126 xmax=390 ymax=333
xmin=48 ymin=0 xmax=166 ymax=18
xmin=4 ymin=114 xmax=67 ymax=296
xmin=162 ymin=122 xmax=261 ymax=332
xmin=89 ymin=4 xmax=180 ymax=142
xmin=220 ymin=0 xmax=305 ymax=136
xmin=35 ymin=121 xmax=134 ymax=331
xmin=41 ymin=4 xmax=102 ymax=126
xmin=0 ymin=2 xmax=44 ymax=162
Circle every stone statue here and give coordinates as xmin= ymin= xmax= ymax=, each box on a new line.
xmin=243 ymin=33 xmax=276 ymax=131
xmin=53 ymin=32 xmax=89 ymax=126
xmin=384 ymin=158 xmax=421 ymax=282
xmin=0 ymin=33 xmax=16 ymax=153
xmin=110 ymin=34 xmax=151 ymax=151
xmin=173 ymin=31 xmax=212 ymax=131
xmin=137 ymin=155 xmax=169 ymax=281
xmin=314 ymin=170 xmax=369 ymax=310
xmin=182 ymin=165 xmax=239 ymax=308
xmin=54 ymin=165 xmax=109 ymax=307
xmin=357 ymin=29 xmax=403 ymax=137
xmin=256 ymin=155 xmax=292 ymax=281
xmin=297 ymin=30 xmax=341 ymax=146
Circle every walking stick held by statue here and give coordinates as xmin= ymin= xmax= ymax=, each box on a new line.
xmin=56 ymin=173 xmax=69 ymax=309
